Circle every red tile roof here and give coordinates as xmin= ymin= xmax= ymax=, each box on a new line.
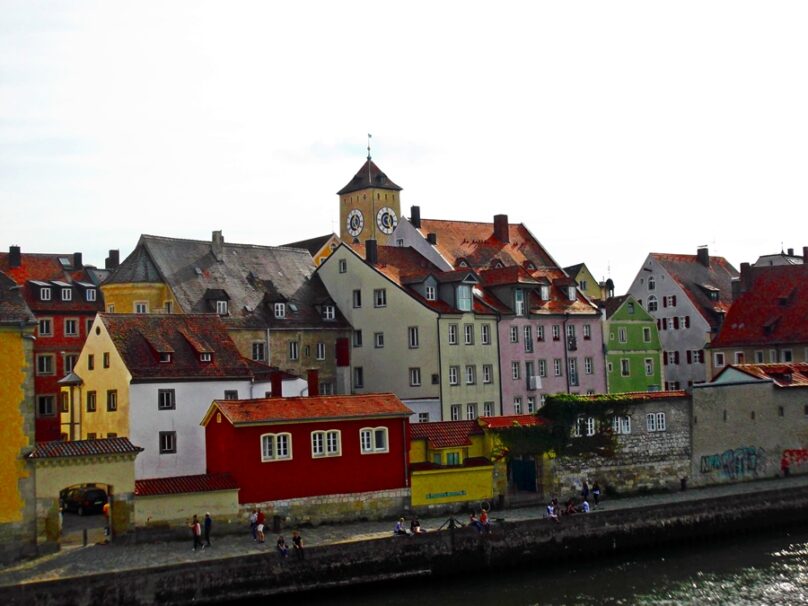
xmin=27 ymin=437 xmax=143 ymax=459
xmin=478 ymin=415 xmax=543 ymax=429
xmin=207 ymin=393 xmax=412 ymax=426
xmin=409 ymin=420 xmax=483 ymax=448
xmin=718 ymin=363 xmax=808 ymax=388
xmin=710 ymin=265 xmax=808 ymax=348
xmin=101 ymin=313 xmax=259 ymax=381
xmin=135 ymin=473 xmax=239 ymax=496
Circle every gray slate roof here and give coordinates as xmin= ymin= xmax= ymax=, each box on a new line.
xmin=0 ymin=272 xmax=35 ymax=325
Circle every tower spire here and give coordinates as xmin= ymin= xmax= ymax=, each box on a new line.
xmin=367 ymin=133 xmax=372 ymax=161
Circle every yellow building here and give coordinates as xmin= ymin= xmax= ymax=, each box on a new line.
xmin=409 ymin=420 xmax=494 ymax=509
xmin=0 ymin=271 xmax=38 ymax=563
xmin=338 ymin=158 xmax=402 ymax=246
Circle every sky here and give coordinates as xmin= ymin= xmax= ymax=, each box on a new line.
xmin=2 ymin=1 xmax=807 ymax=292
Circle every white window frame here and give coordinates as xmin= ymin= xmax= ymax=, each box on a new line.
xmin=643 ymin=327 xmax=652 ymax=342
xmin=408 ymin=326 xmax=420 ymax=348
xmin=457 ymin=285 xmax=472 ymax=311
xmin=374 ymin=332 xmax=384 ymax=348
xmin=158 ymin=388 xmax=176 ymax=410
xmin=645 ymin=358 xmax=654 ymax=376
xmin=374 ymin=289 xmax=387 ymax=308
xmin=537 ymin=325 xmax=545 ymax=341
xmin=86 ymin=288 xmax=97 ymax=302
xmin=552 ymin=325 xmax=561 ymax=340
xmin=338 ymin=259 xmax=347 ymax=273
xmin=216 ymin=300 xmax=228 ymax=315
xmin=646 ymin=412 xmax=666 ymax=432
xmin=714 ymin=352 xmax=725 ymax=368
xmin=323 ymin=305 xmax=335 ymax=320
xmin=353 ymin=290 xmax=362 ymax=308
xmin=553 ymin=358 xmax=562 ymax=377
xmin=482 ymin=364 xmax=493 ymax=384
xmin=38 ymin=318 xmax=53 ymax=337
xmin=450 ymin=405 xmax=461 ymax=421
xmin=61 ymin=288 xmax=72 ymax=302
xmin=620 ymin=359 xmax=630 ymax=376
xmin=464 ymin=324 xmax=474 ymax=345
xmin=448 ymin=324 xmax=458 ymax=345
xmin=409 ymin=367 xmax=422 ymax=386
xmin=134 ymin=301 xmax=148 ymax=314
xmin=618 ymin=327 xmax=627 ymax=343
xmin=647 ymin=295 xmax=658 ymax=312
xmin=538 ymin=359 xmax=547 ymax=377
xmin=465 ymin=365 xmax=476 ymax=385
xmin=511 ymin=361 xmax=521 ymax=380
xmin=274 ymin=302 xmax=286 ymax=318
xmin=509 ymin=326 xmax=519 ymax=343
xmin=159 ymin=431 xmax=176 ymax=454
xmin=513 ymin=397 xmax=522 ymax=414
xmin=261 ymin=432 xmax=292 ymax=461
xmin=514 ymin=289 xmax=526 ymax=316
xmin=353 ymin=367 xmax=364 ymax=389
xmin=449 ymin=366 xmax=459 ymax=386
xmin=311 ymin=430 xmax=341 ymax=458
xmin=36 ymin=354 xmax=55 ymax=376
xmin=585 ymin=357 xmax=593 ymax=375
xmin=481 ymin=323 xmax=491 ymax=345
xmin=360 ymin=427 xmax=389 ymax=454
xmin=483 ymin=402 xmax=494 ymax=417
xmin=252 ymin=341 xmax=266 ymax=361
xmin=40 ymin=287 xmax=51 ymax=301
xmin=289 ymin=341 xmax=299 ymax=360
xmin=466 ymin=403 xmax=477 ymax=420
xmin=524 ymin=325 xmax=533 ymax=352
xmin=612 ymin=415 xmax=631 ymax=434
xmin=425 ymin=285 xmax=436 ymax=301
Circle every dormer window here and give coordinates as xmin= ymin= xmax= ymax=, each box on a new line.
xmin=323 ymin=305 xmax=335 ymax=320
xmin=457 ymin=285 xmax=472 ymax=311
xmin=426 ymin=285 xmax=436 ymax=301
xmin=216 ymin=300 xmax=228 ymax=315
xmin=159 ymin=353 xmax=172 ymax=363
xmin=525 ymin=261 xmax=536 ymax=271
xmin=274 ymin=303 xmax=286 ymax=318
xmin=540 ymin=285 xmax=550 ymax=300
xmin=86 ymin=288 xmax=97 ymax=302
xmin=40 ymin=287 xmax=52 ymax=301
xmin=457 ymin=259 xmax=469 ymax=268
xmin=514 ymin=289 xmax=526 ymax=316
xmin=200 ymin=353 xmax=212 ymax=363
xmin=62 ymin=288 xmax=72 ymax=301
xmin=567 ymin=286 xmax=577 ymax=301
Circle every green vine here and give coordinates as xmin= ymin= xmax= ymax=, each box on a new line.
xmin=496 ymin=394 xmax=630 ymax=459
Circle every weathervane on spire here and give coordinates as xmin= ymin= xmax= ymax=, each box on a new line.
xmin=367 ymin=133 xmax=372 ymax=161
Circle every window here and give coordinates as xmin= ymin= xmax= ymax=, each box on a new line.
xmin=511 ymin=361 xmax=521 ymax=380
xmin=224 ymin=390 xmax=238 ymax=400
xmin=567 ymin=286 xmax=577 ymax=301
xmin=524 ymin=326 xmax=533 ymax=352
xmin=538 ymin=359 xmax=547 ymax=377
xmin=40 ymin=287 xmax=51 ymax=301
xmin=319 ymin=382 xmax=334 ymax=395
xmin=103 ymin=352 xmax=110 ymax=368
xmin=552 ymin=325 xmax=561 ymax=341
xmin=553 ymin=359 xmax=562 ymax=376
xmin=106 ymin=390 xmax=118 ymax=411
xmin=370 ymin=332 xmax=384 ymax=349
xmin=86 ymin=288 xmax=97 ymax=302
xmin=612 ymin=416 xmax=631 ymax=434
xmin=450 ymin=405 xmax=461 ymax=421
xmin=159 ymin=352 xmax=172 ymax=363
xmin=585 ymin=357 xmax=593 ymax=375
xmin=158 ymin=389 xmax=176 ymax=410
xmin=513 ymin=397 xmax=522 ymax=414
xmin=216 ymin=300 xmax=228 ymax=315
xmin=579 ymin=280 xmax=588 ymax=291
xmin=159 ymin=431 xmax=176 ymax=454
xmin=627 ymin=302 xmax=635 ymax=314
xmin=510 ymin=326 xmax=519 ymax=343
xmin=252 ymin=342 xmax=266 ymax=361
xmin=261 ymin=433 xmax=292 ymax=461
xmin=88 ymin=354 xmax=95 ymax=370
xmin=448 ymin=324 xmax=458 ymax=345
xmin=338 ymin=259 xmax=347 ymax=273
xmin=540 ymin=285 xmax=550 ymax=300
xmin=569 ymin=358 xmax=579 ymax=386
xmin=323 ymin=305 xmax=335 ymax=320
xmin=618 ymin=327 xmax=627 ymax=343
xmin=408 ymin=326 xmax=420 ymax=348
xmin=446 ymin=452 xmax=461 ymax=466
xmin=409 ymin=367 xmax=422 ymax=386
xmin=426 ymin=285 xmax=436 ymax=301
xmin=648 ymin=276 xmax=656 ymax=291
xmin=274 ymin=303 xmax=286 ymax=318
xmin=714 ymin=352 xmax=725 ymax=368
xmin=514 ymin=289 xmax=526 ymax=316
xmin=134 ymin=301 xmax=148 ymax=314
xmin=464 ymin=324 xmax=474 ymax=345
xmin=61 ymin=288 xmax=72 ymax=302
xmin=289 ymin=341 xmax=299 ymax=360
xmin=646 ymin=412 xmax=666 ymax=432
xmin=86 ymin=391 xmax=97 ymax=412
xmin=645 ymin=358 xmax=654 ymax=376
xmin=466 ymin=403 xmax=477 ymax=420
xmin=457 ymin=285 xmax=472 ymax=311
xmin=734 ymin=351 xmax=745 ymax=364
xmin=353 ymin=330 xmax=363 ymax=347
xmin=64 ymin=354 xmax=78 ymax=373
xmin=449 ymin=366 xmax=459 ymax=385
xmin=782 ymin=350 xmax=794 ymax=362
xmin=643 ymin=327 xmax=652 ymax=342
xmin=36 ymin=354 xmax=54 ymax=376
xmin=312 ymin=430 xmax=341 ymax=457
xmin=481 ymin=323 xmax=491 ymax=345
xmin=647 ymin=295 xmax=658 ymax=312
xmin=465 ymin=365 xmax=476 ymax=385
xmin=374 ymin=289 xmax=387 ymax=307
xmin=353 ymin=367 xmax=364 ymax=389
xmin=663 ymin=295 xmax=676 ymax=308
xmin=37 ymin=395 xmax=55 ymax=417
xmin=527 ymin=396 xmax=536 ymax=413
xmin=583 ymin=324 xmax=591 ymax=340
xmin=38 ymin=318 xmax=53 ymax=337
xmin=585 ymin=417 xmax=596 ymax=436
xmin=482 ymin=364 xmax=493 ymax=384
xmin=316 ymin=342 xmax=326 ymax=360
xmin=418 ymin=412 xmax=430 ymax=423
xmin=360 ymin=427 xmax=388 ymax=454
xmin=620 ymin=359 xmax=630 ymax=376
xmin=353 ymin=290 xmax=362 ymax=308
xmin=86 ymin=318 xmax=94 ymax=333
xmin=755 ymin=350 xmax=765 ymax=363
xmin=537 ymin=325 xmax=545 ymax=341
xmin=483 ymin=402 xmax=494 ymax=416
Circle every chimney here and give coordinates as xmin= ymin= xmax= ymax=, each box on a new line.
xmin=270 ymin=370 xmax=283 ymax=398
xmin=307 ymin=369 xmax=320 ymax=397
xmin=105 ymin=249 xmax=120 ymax=270
xmin=803 ymin=246 xmax=808 ymax=263
xmin=494 ymin=215 xmax=509 ymax=243
xmin=787 ymin=248 xmax=794 ymax=256
xmin=212 ymin=231 xmax=224 ymax=262
xmin=410 ymin=205 xmax=421 ymax=229
xmin=740 ymin=262 xmax=752 ymax=293
xmin=697 ymin=246 xmax=710 ymax=267
xmin=365 ymin=239 xmax=378 ymax=265
xmin=427 ymin=233 xmax=437 ymax=245
xmin=731 ymin=277 xmax=741 ymax=301
xmin=9 ymin=246 xmax=21 ymax=268
xmin=73 ymin=252 xmax=83 ymax=269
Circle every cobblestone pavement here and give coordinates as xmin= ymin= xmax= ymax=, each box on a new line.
xmin=2 ymin=474 xmax=807 ymax=587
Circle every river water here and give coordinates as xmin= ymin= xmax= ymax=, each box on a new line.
xmin=300 ymin=527 xmax=808 ymax=605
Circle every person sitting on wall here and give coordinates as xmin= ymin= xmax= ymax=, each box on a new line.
xmin=546 ymin=502 xmax=560 ymax=523
xmin=276 ymin=535 xmax=289 ymax=558
xmin=565 ymin=498 xmax=577 ymax=516
xmin=469 ymin=512 xmax=484 ymax=532
xmin=394 ymin=518 xmax=410 ymax=535
xmin=479 ymin=508 xmax=491 ymax=533
xmin=410 ymin=517 xmax=425 ymax=534
xmin=580 ymin=499 xmax=591 ymax=513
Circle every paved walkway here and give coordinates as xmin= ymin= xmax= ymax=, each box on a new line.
xmin=2 ymin=474 xmax=808 ymax=587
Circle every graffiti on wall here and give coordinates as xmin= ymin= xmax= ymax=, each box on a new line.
xmin=782 ymin=449 xmax=808 ymax=471
xmin=699 ymin=447 xmax=767 ymax=479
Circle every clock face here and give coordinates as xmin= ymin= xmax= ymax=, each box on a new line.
xmin=376 ymin=207 xmax=398 ymax=235
xmin=346 ymin=209 xmax=364 ymax=237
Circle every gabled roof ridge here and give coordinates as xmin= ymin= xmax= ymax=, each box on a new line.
xmin=140 ymin=233 xmax=312 ymax=255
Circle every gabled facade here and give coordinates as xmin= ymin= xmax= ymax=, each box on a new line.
xmin=60 ymin=313 xmax=306 ymax=480
xmin=0 ymin=246 xmax=107 ymax=441
xmin=708 ymin=259 xmax=808 ymax=375
xmin=282 ymin=233 xmax=340 ymax=267
xmin=394 ymin=210 xmax=607 ymax=407
xmin=202 ymin=394 xmax=412 ymax=505
xmin=100 ymin=232 xmax=351 ymax=395
xmin=602 ymin=295 xmax=664 ymax=393
xmin=317 ymin=242 xmax=501 ymax=422
xmin=627 ymin=246 xmax=739 ymax=389
xmin=564 ymin=263 xmax=610 ymax=303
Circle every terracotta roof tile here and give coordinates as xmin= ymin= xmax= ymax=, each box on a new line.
xmin=28 ymin=437 xmax=143 ymax=459
xmin=409 ymin=420 xmax=483 ymax=448
xmin=135 ymin=473 xmax=239 ymax=496
xmin=208 ymin=393 xmax=412 ymax=425
xmin=720 ymin=363 xmax=808 ymax=387
xmin=478 ymin=415 xmax=543 ymax=429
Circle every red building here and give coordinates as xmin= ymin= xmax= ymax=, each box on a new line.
xmin=202 ymin=394 xmax=412 ymax=504
xmin=0 ymin=246 xmax=115 ymax=441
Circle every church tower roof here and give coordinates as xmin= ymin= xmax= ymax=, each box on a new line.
xmin=337 ymin=160 xmax=402 ymax=195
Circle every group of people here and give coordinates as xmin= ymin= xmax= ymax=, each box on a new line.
xmin=275 ymin=531 xmax=305 ymax=560
xmin=546 ymin=480 xmax=601 ymax=523
xmin=394 ymin=516 xmax=427 ymax=536
xmin=468 ymin=508 xmax=492 ymax=533
xmin=189 ymin=513 xmax=213 ymax=551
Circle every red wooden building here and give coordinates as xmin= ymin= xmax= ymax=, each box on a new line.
xmin=202 ymin=394 xmax=412 ymax=504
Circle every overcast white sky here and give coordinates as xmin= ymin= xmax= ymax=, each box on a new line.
xmin=2 ymin=1 xmax=807 ymax=291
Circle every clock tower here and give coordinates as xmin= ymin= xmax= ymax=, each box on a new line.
xmin=337 ymin=157 xmax=402 ymax=245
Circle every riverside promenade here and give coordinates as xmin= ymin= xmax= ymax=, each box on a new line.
xmin=2 ymin=473 xmax=808 ymax=591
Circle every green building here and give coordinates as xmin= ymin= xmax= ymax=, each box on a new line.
xmin=602 ymin=295 xmax=663 ymax=393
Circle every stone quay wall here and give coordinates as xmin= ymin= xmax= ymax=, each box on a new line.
xmin=5 ymin=484 xmax=808 ymax=606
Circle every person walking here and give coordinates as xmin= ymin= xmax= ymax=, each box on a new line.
xmin=204 ymin=513 xmax=212 ymax=548
xmin=249 ymin=509 xmax=258 ymax=541
xmin=581 ymin=480 xmax=590 ymax=502
xmin=190 ymin=515 xmax=202 ymax=551
xmin=256 ymin=509 xmax=266 ymax=543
